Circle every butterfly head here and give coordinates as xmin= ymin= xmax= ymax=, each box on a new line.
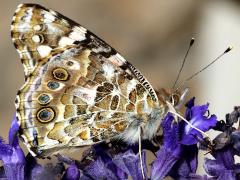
xmin=156 ymin=87 xmax=189 ymax=109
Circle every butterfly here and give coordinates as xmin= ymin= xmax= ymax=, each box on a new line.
xmin=11 ymin=3 xmax=183 ymax=157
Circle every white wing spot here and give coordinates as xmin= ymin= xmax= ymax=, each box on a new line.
xmin=109 ymin=53 xmax=126 ymax=66
xmin=49 ymin=10 xmax=58 ymax=16
xmin=102 ymin=63 xmax=115 ymax=80
xmin=24 ymin=8 xmax=33 ymax=22
xmin=73 ymin=26 xmax=87 ymax=33
xmin=33 ymin=25 xmax=41 ymax=31
xmin=127 ymin=79 xmax=137 ymax=94
xmin=37 ymin=45 xmax=52 ymax=58
xmin=10 ymin=25 xmax=15 ymax=31
xmin=15 ymin=4 xmax=23 ymax=13
xmin=43 ymin=12 xmax=56 ymax=23
xmin=69 ymin=31 xmax=86 ymax=42
xmin=12 ymin=16 xmax=16 ymax=22
xmin=59 ymin=37 xmax=75 ymax=46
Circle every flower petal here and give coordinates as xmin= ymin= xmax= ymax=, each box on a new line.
xmin=37 ymin=163 xmax=65 ymax=179
xmin=181 ymin=103 xmax=217 ymax=145
xmin=62 ymin=164 xmax=80 ymax=180
xmin=231 ymin=131 xmax=240 ymax=154
xmin=0 ymin=115 xmax=25 ymax=180
xmin=8 ymin=114 xmax=19 ymax=147
xmin=185 ymin=97 xmax=195 ymax=120
xmin=204 ymin=158 xmax=225 ymax=177
xmin=161 ymin=113 xmax=182 ymax=156
xmin=25 ymin=154 xmax=44 ymax=179
xmin=0 ymin=137 xmax=12 ymax=159
xmin=151 ymin=147 xmax=179 ymax=180
xmin=170 ymin=145 xmax=198 ymax=178
xmin=213 ymin=148 xmax=235 ymax=169
xmin=83 ymin=157 xmax=119 ymax=180
xmin=217 ymin=170 xmax=236 ymax=180
xmin=0 ymin=138 xmax=25 ymax=180
xmin=112 ymin=150 xmax=147 ymax=180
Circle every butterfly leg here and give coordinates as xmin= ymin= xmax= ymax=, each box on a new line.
xmin=166 ymin=101 xmax=211 ymax=139
xmin=166 ymin=101 xmax=180 ymax=124
xmin=138 ymin=126 xmax=146 ymax=180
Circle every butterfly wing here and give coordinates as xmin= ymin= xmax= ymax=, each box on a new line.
xmin=12 ymin=4 xmax=164 ymax=157
xmin=11 ymin=3 xmax=116 ymax=77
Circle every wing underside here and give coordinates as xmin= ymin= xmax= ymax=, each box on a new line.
xmin=12 ymin=4 xmax=161 ymax=156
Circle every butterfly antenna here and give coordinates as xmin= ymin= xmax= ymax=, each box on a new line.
xmin=172 ymin=38 xmax=195 ymax=89
xmin=175 ymin=46 xmax=233 ymax=91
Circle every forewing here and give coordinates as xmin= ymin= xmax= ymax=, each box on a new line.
xmin=11 ymin=3 xmax=117 ymax=77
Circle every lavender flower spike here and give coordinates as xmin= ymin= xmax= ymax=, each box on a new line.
xmin=0 ymin=115 xmax=25 ymax=180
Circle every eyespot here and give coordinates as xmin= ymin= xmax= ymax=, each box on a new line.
xmin=64 ymin=60 xmax=80 ymax=70
xmin=47 ymin=81 xmax=60 ymax=90
xmin=66 ymin=61 xmax=74 ymax=66
xmin=52 ymin=68 xmax=69 ymax=81
xmin=37 ymin=93 xmax=52 ymax=105
xmin=37 ymin=107 xmax=55 ymax=123
xmin=32 ymin=34 xmax=44 ymax=44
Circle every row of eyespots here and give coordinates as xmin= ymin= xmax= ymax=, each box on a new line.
xmin=36 ymin=67 xmax=70 ymax=122
xmin=36 ymin=93 xmax=54 ymax=123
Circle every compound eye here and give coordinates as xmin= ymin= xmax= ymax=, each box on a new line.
xmin=170 ymin=94 xmax=180 ymax=106
xmin=37 ymin=107 xmax=55 ymax=123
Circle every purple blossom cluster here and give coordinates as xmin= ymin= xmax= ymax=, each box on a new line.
xmin=0 ymin=98 xmax=240 ymax=180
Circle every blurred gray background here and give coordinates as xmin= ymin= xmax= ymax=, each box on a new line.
xmin=0 ymin=0 xmax=240 ymax=173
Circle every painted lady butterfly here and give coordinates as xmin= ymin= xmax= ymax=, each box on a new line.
xmin=11 ymin=4 xmax=183 ymax=157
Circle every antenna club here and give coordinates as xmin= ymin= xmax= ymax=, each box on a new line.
xmin=190 ymin=38 xmax=195 ymax=46
xmin=224 ymin=46 xmax=233 ymax=53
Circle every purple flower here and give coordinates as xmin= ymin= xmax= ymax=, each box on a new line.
xmin=0 ymin=115 xmax=25 ymax=180
xmin=204 ymin=147 xmax=240 ymax=179
xmin=35 ymin=162 xmax=65 ymax=179
xmin=1 ymin=98 xmax=238 ymax=179
xmin=25 ymin=154 xmax=65 ymax=180
xmin=181 ymin=98 xmax=217 ymax=145
xmin=151 ymin=143 xmax=180 ymax=179
xmin=83 ymin=156 xmax=125 ymax=180
xmin=231 ymin=131 xmax=240 ymax=154
xmin=62 ymin=164 xmax=80 ymax=180
xmin=112 ymin=150 xmax=147 ymax=180
xmin=82 ymin=147 xmax=147 ymax=180
xmin=0 ymin=116 xmax=65 ymax=180
xmin=151 ymin=98 xmax=217 ymax=179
